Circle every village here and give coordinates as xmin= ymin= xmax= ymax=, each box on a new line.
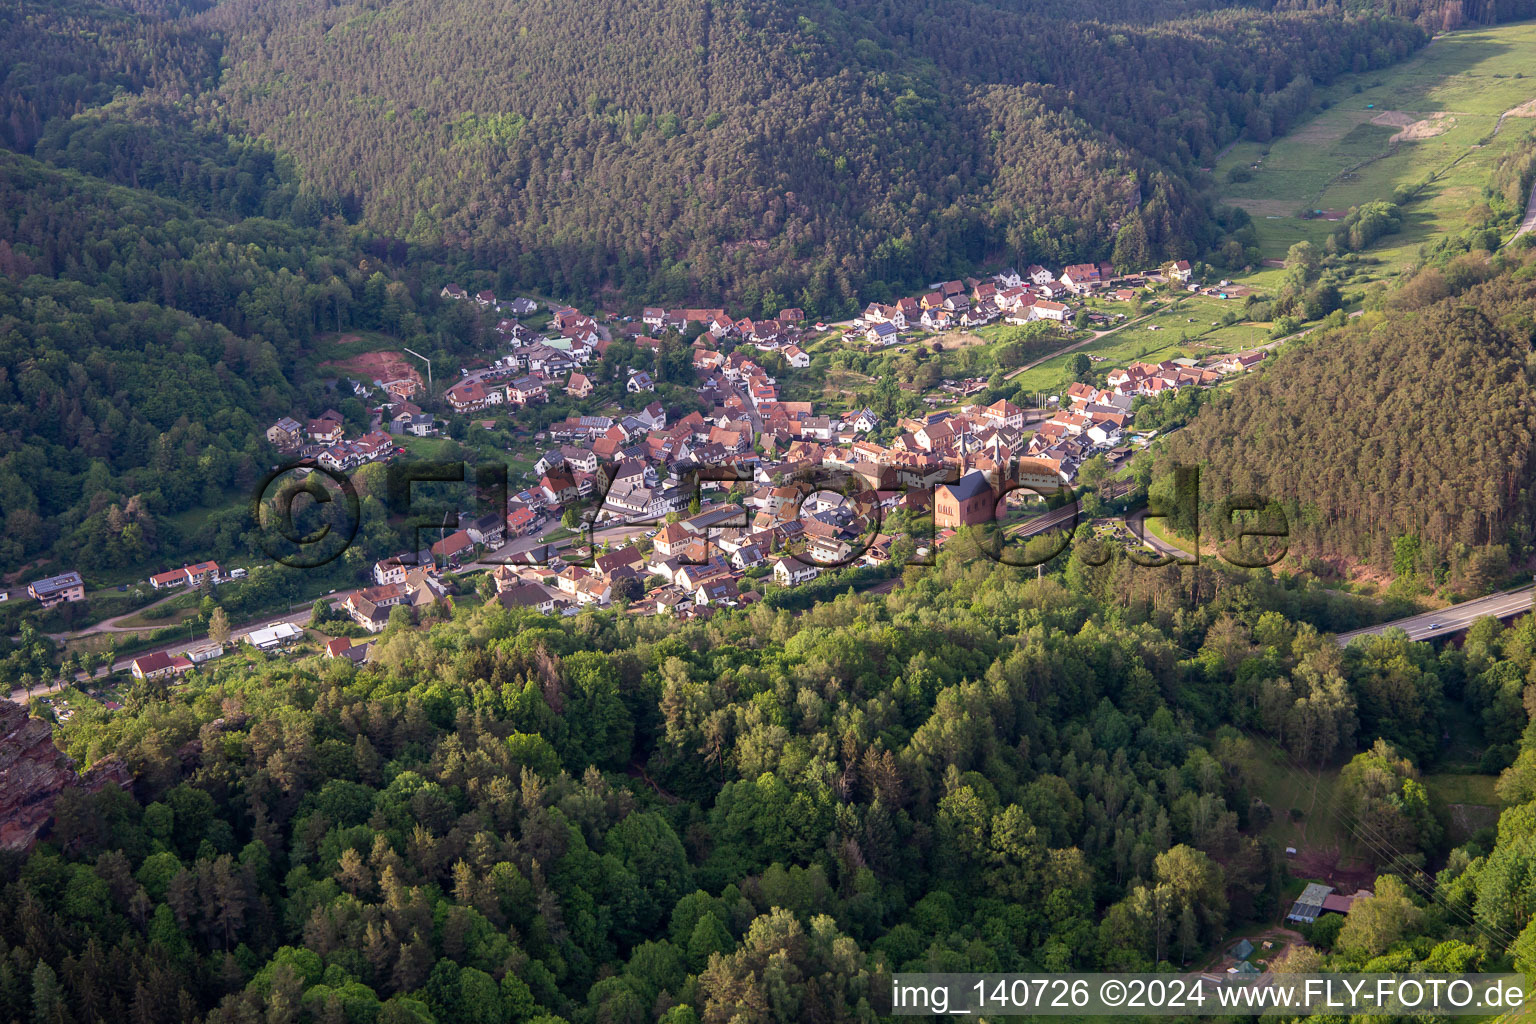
xmin=20 ymin=257 xmax=1269 ymax=684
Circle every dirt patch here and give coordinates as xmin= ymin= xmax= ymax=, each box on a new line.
xmin=1372 ymin=110 xmax=1454 ymax=143
xmin=938 ymin=332 xmax=990 ymax=350
xmin=1369 ymin=110 xmax=1417 ymax=130
xmin=1504 ymin=98 xmax=1536 ymax=119
xmin=320 ymin=350 xmax=424 ymax=387
xmin=334 ymin=333 xmax=366 ymax=345
xmin=1290 ymin=845 xmax=1377 ymax=889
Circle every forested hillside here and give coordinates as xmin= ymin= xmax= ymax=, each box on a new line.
xmin=196 ymin=0 xmax=1423 ymax=309
xmin=1162 ymin=250 xmax=1536 ymax=587
xmin=0 ymin=0 xmax=218 ymax=153
xmin=0 ymin=541 xmax=1502 ymax=1024
xmin=0 ymin=150 xmax=493 ymax=577
xmin=8 ymin=527 xmax=1536 ymax=1020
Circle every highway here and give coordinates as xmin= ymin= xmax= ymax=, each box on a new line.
xmin=1334 ymin=585 xmax=1535 ymax=646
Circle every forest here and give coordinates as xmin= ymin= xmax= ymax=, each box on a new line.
xmin=8 ymin=525 xmax=1536 ymax=1023
xmin=200 ymin=0 xmax=1426 ymax=308
xmin=2 ymin=0 xmax=1432 ymax=312
xmin=1159 ymin=247 xmax=1536 ymax=591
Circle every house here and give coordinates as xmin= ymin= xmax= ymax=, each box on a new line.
xmin=935 ymin=471 xmax=996 ymax=528
xmin=307 ymin=412 xmax=345 ymax=444
xmin=507 ymin=377 xmax=548 ymax=405
xmin=446 ymin=380 xmax=491 ymax=412
xmin=149 ymin=568 xmax=186 ymax=590
xmin=566 ymin=372 xmax=594 ymax=398
xmin=982 ymin=399 xmax=1025 ymax=431
xmin=653 ymin=589 xmax=694 ymax=616
xmin=461 ymin=512 xmax=506 ymax=549
xmin=130 ymin=651 xmax=187 ymax=681
xmin=866 ymin=322 xmax=899 ymax=346
xmin=183 ymin=561 xmax=220 ymax=587
xmin=642 ymin=307 xmax=666 ymax=330
xmin=626 ymin=370 xmax=655 ymax=393
xmin=1033 ymin=300 xmax=1069 ymax=322
xmin=1060 ymin=263 xmax=1104 ymax=293
xmin=184 ymin=642 xmax=223 ymax=665
xmin=730 ymin=544 xmax=766 ymax=570
xmin=694 ymin=577 xmax=740 ymax=606
xmin=851 ymin=409 xmax=880 ymax=433
xmin=431 ymin=530 xmax=476 ymax=564
xmin=772 ymin=557 xmax=820 ymax=586
xmin=1286 ymin=883 xmax=1337 ymax=925
xmin=373 ymin=557 xmax=408 ymax=586
xmin=245 ymin=622 xmax=302 ymax=650
xmin=28 ymin=572 xmax=84 ymax=608
xmin=497 ymin=583 xmax=556 ymax=614
xmin=595 ymin=546 xmax=646 ymax=578
xmin=777 ymin=307 xmax=805 ymax=324
xmin=1169 ymin=259 xmax=1194 ymax=283
xmin=390 ymin=412 xmax=436 ymax=437
xmin=358 ymin=582 xmax=408 ymax=610
xmin=325 ymin=636 xmax=368 ymax=661
xmin=506 ymin=505 xmax=541 ymax=536
xmin=343 ymin=594 xmax=392 ymax=633
xmin=560 ymin=445 xmax=600 ymax=474
xmin=266 ymin=417 xmax=303 ymax=450
xmin=441 ymin=284 xmax=467 ymax=300
xmin=509 ymin=297 xmax=538 ymax=316
xmin=783 ymin=345 xmax=810 ymax=368
xmin=1027 ymin=265 xmax=1055 ymax=285
xmin=539 ymin=470 xmax=578 ymax=505
xmin=475 ymin=290 xmax=496 ymax=307
xmin=637 ymin=401 xmax=667 ymax=431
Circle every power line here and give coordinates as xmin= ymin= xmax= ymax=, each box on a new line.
xmin=1257 ymin=735 xmax=1521 ymax=952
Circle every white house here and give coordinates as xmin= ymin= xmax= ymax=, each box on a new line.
xmin=627 ymin=370 xmax=655 ymax=393
xmin=773 ymin=557 xmax=821 ymax=586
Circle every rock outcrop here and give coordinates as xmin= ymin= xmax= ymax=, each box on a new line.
xmin=0 ymin=701 xmax=131 ymax=851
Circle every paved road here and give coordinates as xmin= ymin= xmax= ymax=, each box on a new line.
xmin=1122 ymin=509 xmax=1195 ymax=559
xmin=8 ymin=600 xmax=349 ymax=705
xmin=1334 ymin=585 xmax=1535 ymax=646
xmin=1511 ymin=178 xmax=1536 ymax=244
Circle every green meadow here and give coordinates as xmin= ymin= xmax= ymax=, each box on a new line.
xmin=1216 ymin=21 xmax=1536 ymax=268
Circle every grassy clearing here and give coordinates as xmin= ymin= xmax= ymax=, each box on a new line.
xmin=1424 ymin=771 xmax=1502 ymax=843
xmin=1007 ymin=294 xmax=1263 ymax=392
xmin=1245 ymin=742 xmax=1356 ymax=856
xmin=1216 ymin=21 xmax=1536 ymax=266
xmin=307 ymin=329 xmax=413 ymax=365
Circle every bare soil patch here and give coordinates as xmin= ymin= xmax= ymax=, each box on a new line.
xmin=1291 ymin=845 xmax=1377 ymax=888
xmin=320 ymin=350 xmax=424 ymax=386
xmin=1369 ymin=110 xmax=1418 ymax=130
xmin=1372 ymin=110 xmax=1455 ymax=143
xmin=1504 ymin=98 xmax=1536 ymax=118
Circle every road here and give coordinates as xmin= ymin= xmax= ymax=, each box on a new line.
xmin=1511 ymin=177 xmax=1536 ymax=244
xmin=1334 ymin=585 xmax=1534 ymax=646
xmin=1122 ymin=509 xmax=1195 ymax=559
xmin=1003 ymin=316 xmax=1150 ymax=381
xmin=8 ymin=600 xmax=348 ymax=705
xmin=48 ymin=588 xmax=187 ymax=640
